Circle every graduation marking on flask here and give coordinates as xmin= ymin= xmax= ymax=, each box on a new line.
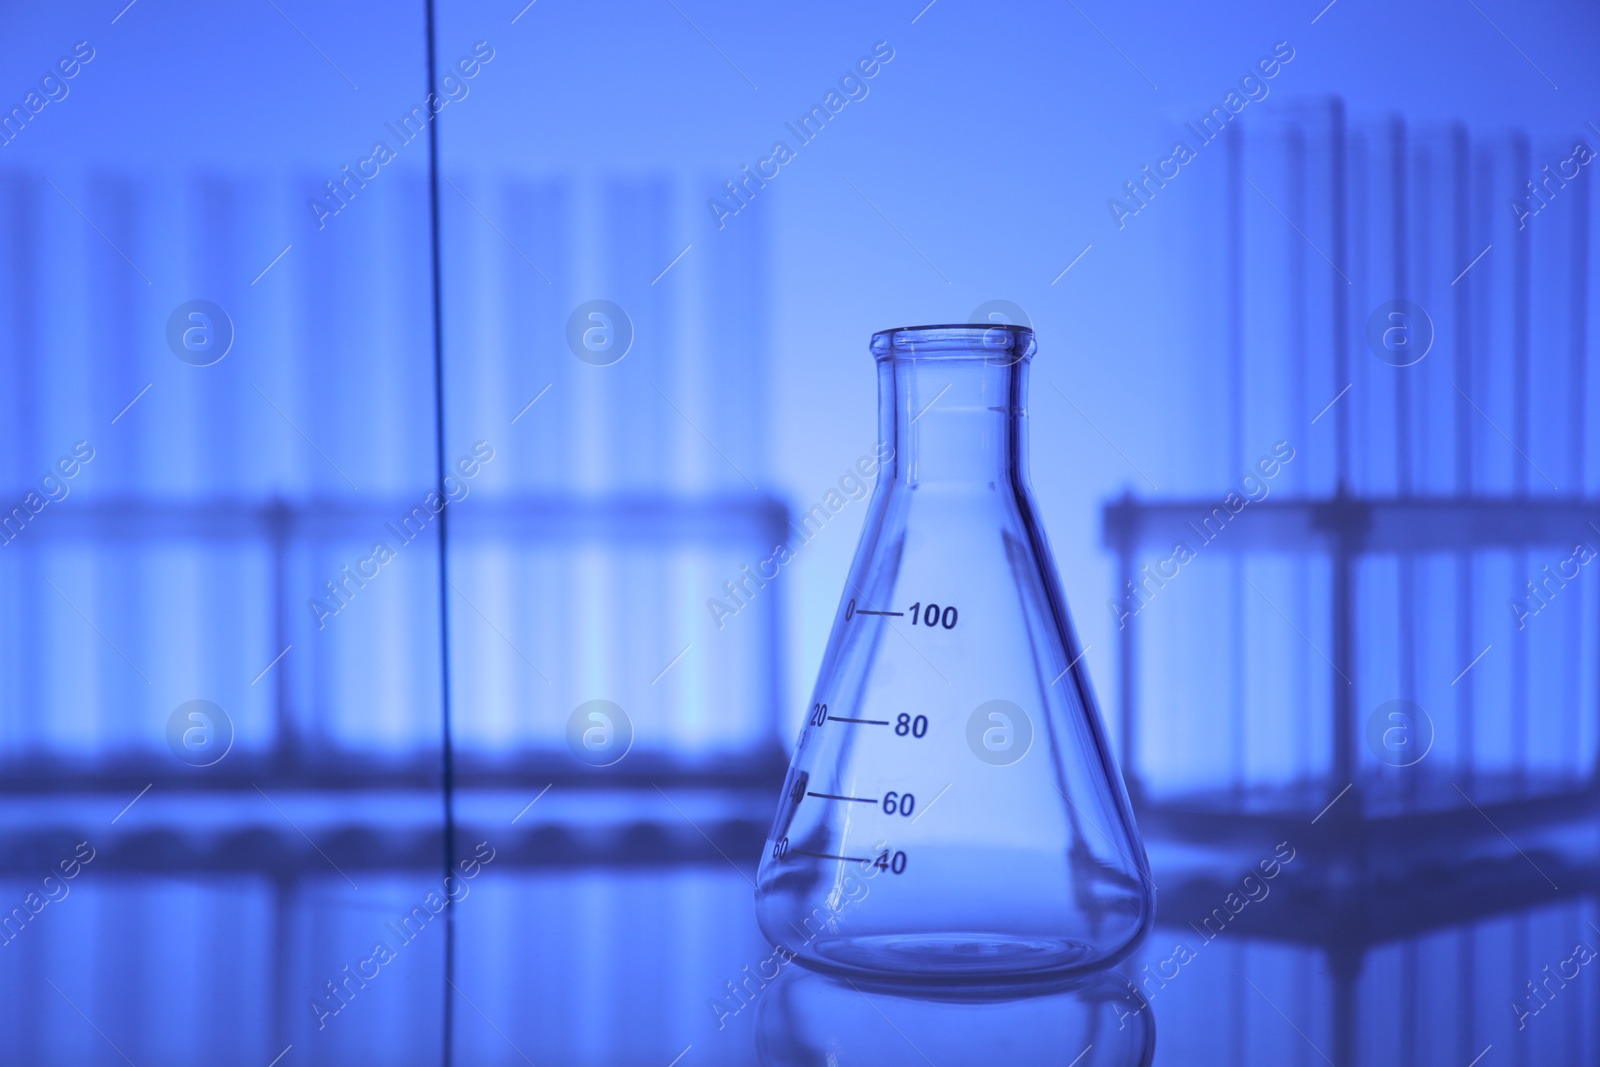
xmin=846 ymin=597 xmax=960 ymax=628
xmin=772 ymin=835 xmax=909 ymax=875
xmin=806 ymin=790 xmax=878 ymax=804
xmin=803 ymin=789 xmax=918 ymax=816
xmin=810 ymin=701 xmax=891 ymax=727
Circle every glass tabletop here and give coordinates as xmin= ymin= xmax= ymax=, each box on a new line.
xmin=4 ymin=785 xmax=1595 ymax=1065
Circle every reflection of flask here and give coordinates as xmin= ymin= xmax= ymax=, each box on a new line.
xmin=755 ymin=325 xmax=1153 ymax=984
xmin=756 ymin=966 xmax=1155 ymax=1066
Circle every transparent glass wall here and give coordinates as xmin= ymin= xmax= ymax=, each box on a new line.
xmin=0 ymin=5 xmax=446 ymax=1062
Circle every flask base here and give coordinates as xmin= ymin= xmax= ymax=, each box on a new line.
xmin=793 ymin=931 xmax=1144 ymax=989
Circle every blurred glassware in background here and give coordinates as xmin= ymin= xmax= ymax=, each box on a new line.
xmin=438 ymin=175 xmax=794 ymax=944
xmin=0 ymin=160 xmax=456 ymax=1061
xmin=756 ymin=324 xmax=1153 ymax=984
xmin=1104 ymin=97 xmax=1600 ymax=881
xmin=439 ymin=175 xmax=792 ymax=792
xmin=0 ymin=169 xmax=444 ymax=779
xmin=0 ymin=163 xmax=795 ymax=1063
xmin=1131 ymin=855 xmax=1600 ymax=1065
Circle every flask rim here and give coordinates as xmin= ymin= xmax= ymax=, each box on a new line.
xmin=870 ymin=323 xmax=1036 ymax=362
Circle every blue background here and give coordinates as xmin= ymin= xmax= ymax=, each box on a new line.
xmin=2 ymin=0 xmax=1599 ymax=1063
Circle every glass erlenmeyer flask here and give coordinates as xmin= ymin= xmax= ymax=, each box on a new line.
xmin=754 ymin=324 xmax=1153 ymax=984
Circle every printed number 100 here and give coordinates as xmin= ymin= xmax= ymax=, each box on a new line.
xmin=908 ymin=602 xmax=958 ymax=629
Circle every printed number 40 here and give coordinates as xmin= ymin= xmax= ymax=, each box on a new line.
xmin=874 ymin=850 xmax=907 ymax=875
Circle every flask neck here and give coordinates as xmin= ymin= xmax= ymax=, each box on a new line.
xmin=878 ymin=356 xmax=1029 ymax=488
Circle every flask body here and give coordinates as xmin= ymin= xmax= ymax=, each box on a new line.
xmin=754 ymin=325 xmax=1153 ymax=984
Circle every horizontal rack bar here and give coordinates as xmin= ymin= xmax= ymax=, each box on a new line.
xmin=1104 ymin=493 xmax=1600 ymax=555
xmin=0 ymin=492 xmax=789 ymax=547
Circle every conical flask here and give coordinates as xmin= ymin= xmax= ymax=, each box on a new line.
xmin=754 ymin=324 xmax=1153 ymax=984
